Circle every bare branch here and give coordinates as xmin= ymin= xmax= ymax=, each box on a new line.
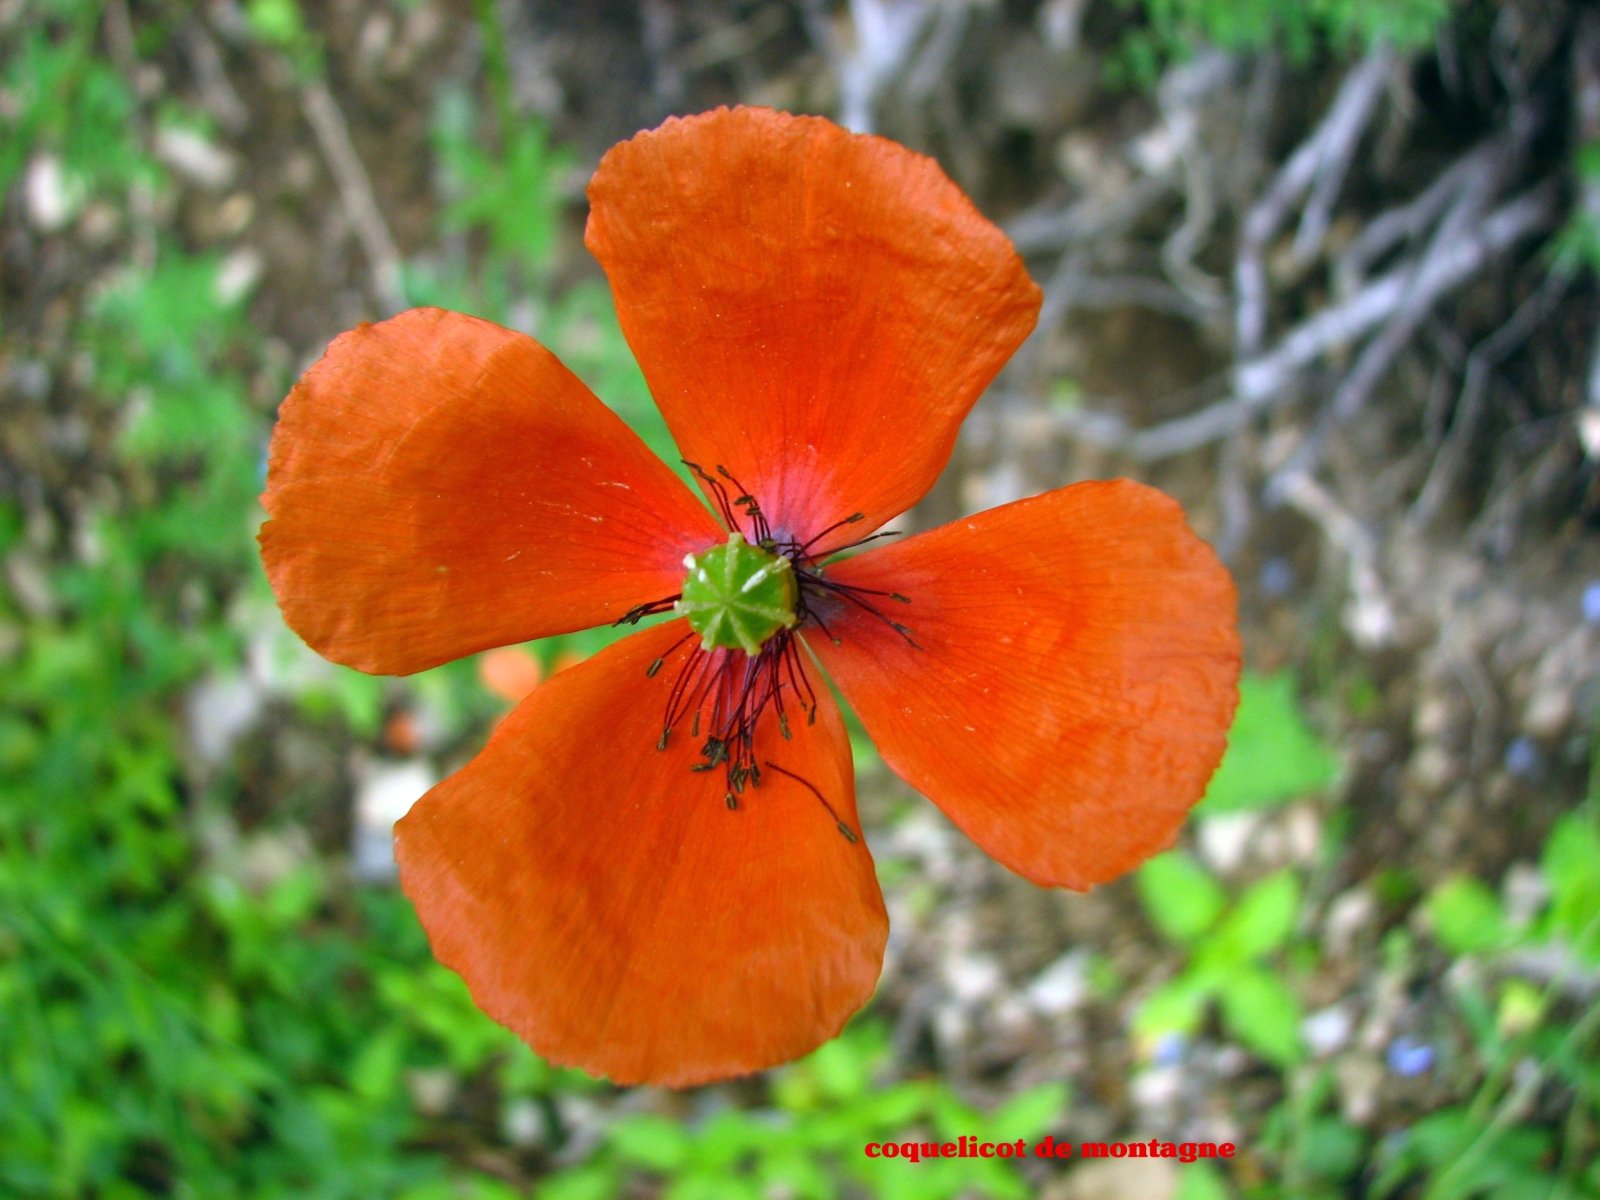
xmin=1131 ymin=180 xmax=1559 ymax=462
xmin=300 ymin=78 xmax=406 ymax=313
xmin=1234 ymin=48 xmax=1396 ymax=355
xmin=1006 ymin=177 xmax=1168 ymax=257
xmin=1278 ymin=473 xmax=1397 ymax=649
xmin=1408 ymin=269 xmax=1572 ymax=526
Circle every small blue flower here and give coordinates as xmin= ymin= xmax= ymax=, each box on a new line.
xmin=1386 ymin=1036 xmax=1435 ymax=1077
xmin=1259 ymin=557 xmax=1294 ymax=598
xmin=1152 ymin=1031 xmax=1186 ymax=1067
xmin=1583 ymin=581 xmax=1600 ymax=625
xmin=1504 ymin=737 xmax=1542 ymax=780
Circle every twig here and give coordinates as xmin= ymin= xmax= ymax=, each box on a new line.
xmin=1576 ymin=9 xmax=1600 ymax=414
xmin=680 ymin=3 xmax=789 ymax=72
xmin=902 ymin=0 xmax=970 ymax=103
xmin=1264 ymin=173 xmax=1502 ymax=499
xmin=831 ymin=0 xmax=938 ymax=133
xmin=1408 ymin=269 xmax=1572 ymax=527
xmin=182 ymin=21 xmax=250 ymax=135
xmin=103 ymin=0 xmax=158 ymax=272
xmin=1334 ymin=137 xmax=1503 ymax=297
xmin=1232 ymin=50 xmax=1281 ymax=208
xmin=299 ymin=78 xmax=407 ymax=313
xmin=1006 ymin=177 xmax=1168 ymax=256
xmin=1277 ymin=474 xmax=1396 ymax=648
xmin=1289 ymin=48 xmax=1397 ymax=267
xmin=1048 ymin=271 xmax=1211 ymax=322
xmin=1157 ymin=51 xmax=1236 ymax=314
xmin=1234 ymin=48 xmax=1395 ymax=355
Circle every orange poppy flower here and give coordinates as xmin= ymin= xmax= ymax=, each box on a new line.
xmin=260 ymin=107 xmax=1240 ymax=1087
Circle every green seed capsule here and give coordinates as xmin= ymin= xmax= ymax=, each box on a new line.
xmin=675 ymin=532 xmax=798 ymax=654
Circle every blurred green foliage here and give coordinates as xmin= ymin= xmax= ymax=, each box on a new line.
xmin=1555 ymin=139 xmax=1600 ymax=278
xmin=0 ymin=6 xmax=1059 ymax=1196
xmin=543 ymin=1027 xmax=1066 ymax=1200
xmin=5 ymin=2 xmax=1595 ymax=1198
xmin=1136 ymin=857 xmax=1305 ymax=1066
xmin=1136 ymin=679 xmax=1600 ymax=1200
xmin=1114 ymin=0 xmax=1452 ymax=83
xmin=1200 ymin=671 xmax=1340 ymax=814
xmin=1377 ymin=820 xmax=1600 ymax=1200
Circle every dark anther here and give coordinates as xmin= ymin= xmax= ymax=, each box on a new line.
xmin=725 ymin=793 xmax=739 ymax=811
xmin=646 ymin=658 xmax=664 ymax=678
xmin=763 ymin=760 xmax=861 ymax=843
xmin=799 ymin=512 xmax=866 ymax=554
xmin=683 ymin=461 xmax=771 ymax=543
xmin=618 ymin=595 xmax=681 ymax=626
xmin=804 ymin=573 xmax=919 ymax=649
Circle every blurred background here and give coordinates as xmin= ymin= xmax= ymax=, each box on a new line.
xmin=3 ymin=0 xmax=1599 ymax=1196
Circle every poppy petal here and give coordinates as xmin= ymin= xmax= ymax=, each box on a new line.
xmin=394 ymin=618 xmax=887 ymax=1086
xmin=809 ymin=480 xmax=1240 ymax=891
xmin=585 ymin=107 xmax=1040 ymax=546
xmin=260 ymin=308 xmax=722 ymax=675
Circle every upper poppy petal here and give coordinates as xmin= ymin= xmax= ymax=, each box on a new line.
xmin=585 ymin=107 xmax=1041 ymax=545
xmin=808 ymin=480 xmax=1241 ymax=891
xmin=260 ymin=308 xmax=722 ymax=675
xmin=394 ymin=618 xmax=887 ymax=1087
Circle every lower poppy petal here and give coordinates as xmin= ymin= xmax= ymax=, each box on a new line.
xmin=585 ymin=107 xmax=1040 ymax=545
xmin=394 ymin=619 xmax=887 ymax=1087
xmin=260 ymin=308 xmax=722 ymax=675
xmin=809 ymin=480 xmax=1240 ymax=891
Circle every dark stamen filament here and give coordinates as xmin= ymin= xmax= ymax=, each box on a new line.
xmin=799 ymin=512 xmax=865 ymax=553
xmin=805 ymin=574 xmax=921 ymax=648
xmin=764 ymin=761 xmax=860 ymax=842
xmin=684 ymin=461 xmax=771 ymax=545
xmin=620 ymin=467 xmax=922 ymax=830
xmin=619 ymin=594 xmax=681 ymax=626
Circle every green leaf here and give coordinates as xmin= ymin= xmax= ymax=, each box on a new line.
xmin=609 ymin=1113 xmax=690 ymax=1172
xmin=692 ymin=1110 xmax=761 ymax=1171
xmin=348 ymin=1025 xmax=406 ymax=1102
xmin=808 ymin=1037 xmax=872 ymax=1101
xmin=535 ymin=1165 xmax=620 ymax=1200
xmin=758 ymin=1148 xmax=834 ymax=1200
xmin=1218 ymin=968 xmax=1303 ymax=1065
xmin=1425 ymin=876 xmax=1510 ymax=955
xmin=1199 ymin=672 xmax=1338 ymax=813
xmin=1398 ymin=1108 xmax=1473 ymax=1167
xmin=245 ymin=0 xmax=307 ymax=46
xmin=985 ymin=1082 xmax=1068 ymax=1143
xmin=666 ymin=1172 xmax=760 ymax=1200
xmin=861 ymin=1080 xmax=935 ymax=1127
xmin=1134 ymin=975 xmax=1211 ymax=1042
xmin=1299 ymin=1117 xmax=1366 ymax=1181
xmin=1541 ymin=812 xmax=1600 ymax=959
xmin=1138 ymin=853 xmax=1227 ymax=943
xmin=1213 ymin=870 xmax=1300 ymax=960
xmin=1175 ymin=1162 xmax=1231 ymax=1200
